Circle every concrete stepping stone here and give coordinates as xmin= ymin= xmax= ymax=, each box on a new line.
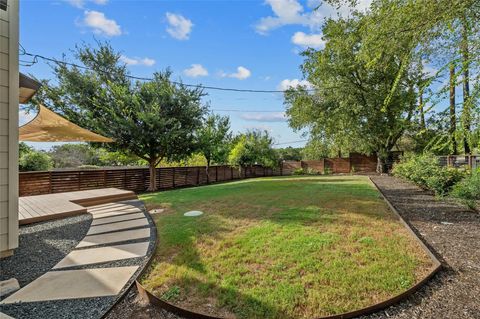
xmin=54 ymin=242 xmax=149 ymax=269
xmin=0 ymin=266 xmax=138 ymax=304
xmin=91 ymin=212 xmax=145 ymax=226
xmin=0 ymin=312 xmax=15 ymax=319
xmin=76 ymin=228 xmax=151 ymax=248
xmin=86 ymin=218 xmax=148 ymax=235
xmin=88 ymin=203 xmax=137 ymax=213
xmin=0 ymin=278 xmax=20 ymax=297
xmin=91 ymin=208 xmax=142 ymax=219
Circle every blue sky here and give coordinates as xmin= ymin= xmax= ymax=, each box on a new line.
xmin=21 ymin=0 xmax=356 ymax=150
xmin=22 ymin=0 xmax=453 ymax=152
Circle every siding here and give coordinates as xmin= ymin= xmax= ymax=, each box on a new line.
xmin=0 ymin=3 xmax=9 ymax=253
xmin=0 ymin=0 xmax=18 ymax=255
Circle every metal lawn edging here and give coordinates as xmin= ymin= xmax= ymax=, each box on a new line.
xmin=134 ymin=176 xmax=442 ymax=319
xmin=100 ymin=202 xmax=158 ymax=319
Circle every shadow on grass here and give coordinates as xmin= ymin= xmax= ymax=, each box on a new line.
xmin=157 ymin=276 xmax=295 ymax=319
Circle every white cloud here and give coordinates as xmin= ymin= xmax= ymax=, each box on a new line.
xmin=66 ymin=0 xmax=108 ymax=8
xmin=256 ymin=0 xmax=372 ymax=34
xmin=83 ymin=10 xmax=122 ymax=36
xmin=255 ymin=0 xmax=323 ymax=34
xmin=291 ymin=31 xmax=325 ymax=49
xmin=120 ymin=55 xmax=156 ymax=66
xmin=165 ymin=13 xmax=193 ymax=40
xmin=221 ymin=66 xmax=251 ymax=80
xmin=278 ymin=79 xmax=312 ymax=91
xmin=183 ymin=64 xmax=208 ymax=77
xmin=240 ymin=112 xmax=286 ymax=122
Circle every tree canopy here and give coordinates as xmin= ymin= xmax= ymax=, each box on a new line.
xmin=32 ymin=42 xmax=208 ymax=190
xmin=228 ymin=130 xmax=278 ymax=169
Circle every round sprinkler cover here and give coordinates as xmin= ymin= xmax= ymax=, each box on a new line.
xmin=184 ymin=210 xmax=204 ymax=217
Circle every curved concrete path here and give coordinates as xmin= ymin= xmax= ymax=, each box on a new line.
xmin=1 ymin=199 xmax=155 ymax=318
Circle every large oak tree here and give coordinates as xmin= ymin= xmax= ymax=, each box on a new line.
xmin=32 ymin=43 xmax=207 ymax=191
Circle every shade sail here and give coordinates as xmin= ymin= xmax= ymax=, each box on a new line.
xmin=19 ymin=105 xmax=113 ymax=143
xmin=19 ymin=73 xmax=42 ymax=104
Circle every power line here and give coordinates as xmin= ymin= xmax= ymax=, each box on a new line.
xmin=19 ymin=48 xmax=316 ymax=94
xmin=274 ymin=139 xmax=308 ymax=145
xmin=212 ymin=109 xmax=284 ymax=113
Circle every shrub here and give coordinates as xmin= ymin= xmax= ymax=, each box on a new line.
xmin=425 ymin=167 xmax=466 ymax=196
xmin=392 ymin=153 xmax=466 ymax=196
xmin=19 ymin=151 xmax=53 ymax=171
xmin=293 ymin=168 xmax=305 ymax=175
xmin=451 ymin=168 xmax=480 ymax=209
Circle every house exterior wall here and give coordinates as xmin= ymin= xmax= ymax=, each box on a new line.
xmin=0 ymin=0 xmax=19 ymax=257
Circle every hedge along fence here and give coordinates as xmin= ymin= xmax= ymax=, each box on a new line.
xmin=19 ymin=165 xmax=283 ymax=196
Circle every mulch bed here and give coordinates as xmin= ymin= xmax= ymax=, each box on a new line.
xmin=106 ymin=175 xmax=480 ymax=319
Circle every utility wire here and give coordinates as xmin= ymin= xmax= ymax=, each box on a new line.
xmin=19 ymin=48 xmax=316 ymax=94
xmin=274 ymin=139 xmax=308 ymax=145
xmin=212 ymin=109 xmax=285 ymax=113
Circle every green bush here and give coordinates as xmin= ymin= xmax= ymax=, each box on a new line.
xmin=293 ymin=168 xmax=305 ymax=175
xmin=451 ymin=168 xmax=480 ymax=209
xmin=392 ymin=153 xmax=466 ymax=196
xmin=19 ymin=151 xmax=53 ymax=172
xmin=425 ymin=167 xmax=466 ymax=196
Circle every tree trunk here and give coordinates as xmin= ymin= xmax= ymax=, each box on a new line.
xmin=205 ymin=159 xmax=210 ymax=184
xmin=461 ymin=17 xmax=471 ymax=155
xmin=147 ymin=158 xmax=158 ymax=192
xmin=419 ymin=90 xmax=425 ymax=130
xmin=376 ymin=149 xmax=388 ymax=174
xmin=449 ymin=63 xmax=457 ymax=155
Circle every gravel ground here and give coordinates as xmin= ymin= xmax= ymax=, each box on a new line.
xmin=0 ymin=214 xmax=92 ymax=287
xmin=107 ymin=176 xmax=480 ymax=319
xmin=0 ymin=200 xmax=157 ymax=319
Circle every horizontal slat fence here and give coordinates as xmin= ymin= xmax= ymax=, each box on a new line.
xmin=19 ymin=165 xmax=281 ymax=197
xmin=19 ymin=153 xmax=386 ymax=196
xmin=438 ymin=155 xmax=479 ymax=170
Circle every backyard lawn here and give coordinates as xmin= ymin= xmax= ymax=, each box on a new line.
xmin=140 ymin=176 xmax=433 ymax=319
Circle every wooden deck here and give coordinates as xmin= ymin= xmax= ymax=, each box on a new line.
xmin=19 ymin=188 xmax=137 ymax=225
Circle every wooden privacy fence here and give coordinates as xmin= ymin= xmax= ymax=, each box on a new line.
xmin=19 ymin=153 xmax=386 ymax=196
xmin=282 ymin=153 xmax=380 ymax=175
xmin=438 ymin=155 xmax=480 ymax=170
xmin=19 ymin=165 xmax=282 ymax=196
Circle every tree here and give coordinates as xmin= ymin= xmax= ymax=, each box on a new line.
xmin=32 ymin=42 xmax=207 ymax=191
xmin=196 ymin=114 xmax=231 ymax=182
xmin=285 ymin=15 xmax=418 ymax=172
xmin=275 ymin=147 xmax=302 ymax=161
xmin=228 ymin=130 xmax=278 ymax=170
xmin=49 ymin=144 xmax=100 ymax=168
xmin=19 ymin=151 xmax=53 ymax=172
xmin=301 ymin=138 xmax=335 ymax=160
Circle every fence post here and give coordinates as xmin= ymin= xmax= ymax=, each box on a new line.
xmin=103 ymin=170 xmax=107 ymax=187
xmin=123 ymin=169 xmax=127 ymax=189
xmin=172 ymin=167 xmax=176 ymax=188
xmin=77 ymin=171 xmax=81 ymax=191
xmin=215 ymin=166 xmax=218 ymax=182
xmin=49 ymin=171 xmax=53 ymax=194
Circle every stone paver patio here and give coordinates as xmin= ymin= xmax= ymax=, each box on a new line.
xmin=1 ymin=198 xmax=155 ymax=319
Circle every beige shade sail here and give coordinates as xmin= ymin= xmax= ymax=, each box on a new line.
xmin=19 ymin=105 xmax=113 ymax=143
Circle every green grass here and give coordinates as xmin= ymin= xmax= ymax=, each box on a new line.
xmin=140 ymin=176 xmax=432 ymax=319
